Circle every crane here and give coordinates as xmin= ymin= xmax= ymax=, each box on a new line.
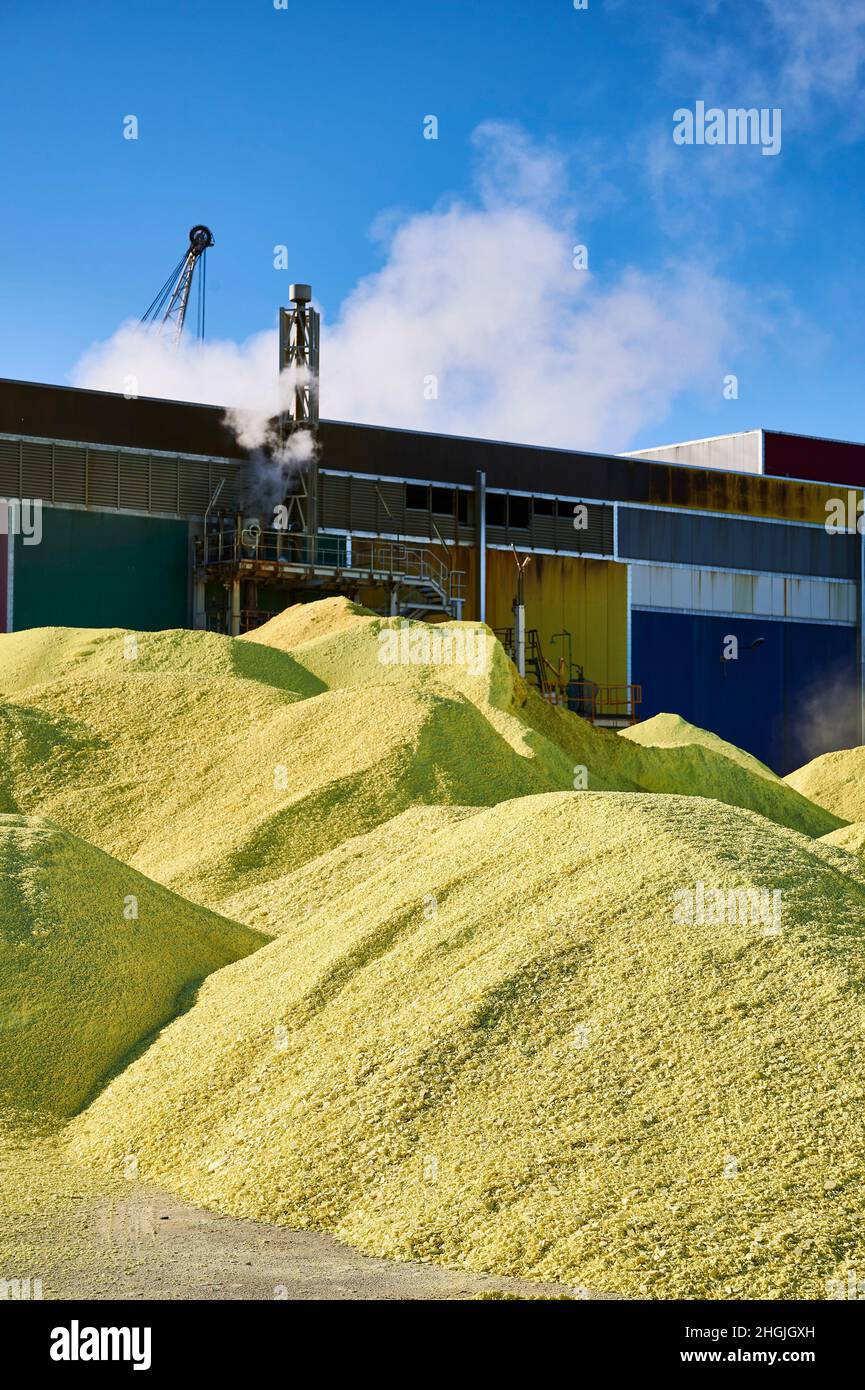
xmin=141 ymin=225 xmax=214 ymax=346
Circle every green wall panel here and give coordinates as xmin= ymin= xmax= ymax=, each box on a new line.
xmin=14 ymin=508 xmax=189 ymax=631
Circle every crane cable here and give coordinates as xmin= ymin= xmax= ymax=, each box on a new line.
xmin=140 ymin=226 xmax=213 ymax=341
xmin=140 ymin=250 xmax=189 ymax=325
xmin=197 ymin=246 xmax=207 ymax=341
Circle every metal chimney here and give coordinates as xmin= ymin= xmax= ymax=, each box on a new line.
xmin=279 ymin=284 xmax=320 ymax=427
xmin=277 ymin=282 xmax=321 ymax=550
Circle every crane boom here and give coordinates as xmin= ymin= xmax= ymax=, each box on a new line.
xmin=141 ymin=225 xmax=214 ymax=346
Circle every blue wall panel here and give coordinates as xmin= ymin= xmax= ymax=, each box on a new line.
xmin=618 ymin=508 xmax=858 ymax=579
xmin=631 ymin=610 xmax=860 ymax=775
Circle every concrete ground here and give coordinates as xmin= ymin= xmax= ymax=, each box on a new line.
xmin=1 ymin=1125 xmax=608 ymax=1301
xmin=38 ymin=1185 xmax=592 ymax=1301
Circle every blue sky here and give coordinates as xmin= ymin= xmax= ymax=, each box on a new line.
xmin=1 ymin=0 xmax=864 ymax=452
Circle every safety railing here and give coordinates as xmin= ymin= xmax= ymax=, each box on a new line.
xmin=196 ymin=530 xmax=464 ymax=603
xmin=206 ymin=609 xmax=272 ymax=635
xmin=349 ymin=538 xmax=464 ymax=603
xmin=196 ymin=530 xmax=322 ymax=567
xmin=568 ymin=682 xmax=643 ymax=724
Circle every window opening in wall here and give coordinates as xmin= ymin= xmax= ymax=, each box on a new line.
xmin=532 ymin=496 xmax=555 ymax=516
xmin=431 ymin=487 xmax=454 ymax=515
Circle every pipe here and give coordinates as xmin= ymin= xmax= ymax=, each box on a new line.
xmin=476 ymin=469 xmax=486 ymax=624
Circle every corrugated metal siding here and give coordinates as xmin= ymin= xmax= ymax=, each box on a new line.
xmin=0 ymin=436 xmax=242 ymax=517
xmin=425 ymin=545 xmax=627 ymax=686
xmin=631 ymin=609 xmax=859 ymax=774
xmin=619 ymin=506 xmax=857 ymax=579
xmin=631 ymin=563 xmax=857 ymax=624
xmin=484 ymin=551 xmax=627 ymax=686
xmin=624 ymin=431 xmax=763 ymax=474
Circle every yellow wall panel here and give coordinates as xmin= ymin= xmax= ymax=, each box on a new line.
xmin=486 ymin=552 xmax=628 ymax=687
xmin=427 ymin=545 xmax=628 ymax=686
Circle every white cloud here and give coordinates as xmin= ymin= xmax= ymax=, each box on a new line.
xmin=72 ymin=123 xmax=744 ymax=454
xmin=766 ymin=0 xmax=865 ymax=119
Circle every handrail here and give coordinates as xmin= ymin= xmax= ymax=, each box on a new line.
xmin=568 ymin=681 xmax=643 ymax=724
xmin=195 ymin=530 xmax=465 ymax=602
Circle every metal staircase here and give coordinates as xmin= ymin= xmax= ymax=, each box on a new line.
xmin=493 ymin=625 xmax=642 ymax=725
xmin=350 ymin=540 xmax=464 ymax=619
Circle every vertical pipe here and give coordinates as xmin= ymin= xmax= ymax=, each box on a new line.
xmin=476 ymin=469 xmax=486 ymax=624
xmin=6 ymin=517 xmax=14 ymax=633
xmin=230 ymin=577 xmax=241 ymax=637
xmin=514 ymin=601 xmax=526 ymax=676
xmin=194 ymin=578 xmax=206 ymax=630
xmin=514 ymin=562 xmax=526 ymax=677
xmin=187 ymin=522 xmax=197 ymax=630
xmin=0 ymin=526 xmax=6 ymax=634
xmin=626 ymin=563 xmax=632 ymax=690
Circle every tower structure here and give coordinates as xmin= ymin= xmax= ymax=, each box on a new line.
xmin=277 ymin=283 xmax=321 ymax=541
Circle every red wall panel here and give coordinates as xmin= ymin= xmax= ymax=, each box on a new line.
xmin=765 ymin=430 xmax=865 ymax=487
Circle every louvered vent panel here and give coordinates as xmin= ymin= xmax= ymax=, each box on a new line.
xmin=118 ymin=453 xmax=149 ymax=511
xmin=209 ymin=461 xmax=241 ymax=510
xmin=150 ymin=456 xmax=179 ymax=513
xmin=376 ymin=480 xmax=405 ymax=535
xmin=404 ymin=508 xmax=433 ymax=538
xmin=87 ymin=450 xmax=119 ymax=508
xmin=554 ymin=504 xmax=613 ymax=555
xmin=529 ymin=516 xmax=557 ymax=549
xmin=321 ymin=473 xmax=351 ymax=529
xmin=20 ymin=441 xmax=53 ymax=502
xmin=0 ymin=439 xmax=20 ymax=496
xmin=53 ymin=445 xmax=87 ymax=504
xmin=179 ymin=459 xmax=211 ymax=515
xmin=348 ymin=477 xmax=380 ymax=530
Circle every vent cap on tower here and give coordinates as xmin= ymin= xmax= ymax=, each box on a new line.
xmin=289 ymin=283 xmax=312 ymax=305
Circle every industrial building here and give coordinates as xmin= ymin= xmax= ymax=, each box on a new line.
xmin=1 ymin=372 xmax=862 ymax=776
